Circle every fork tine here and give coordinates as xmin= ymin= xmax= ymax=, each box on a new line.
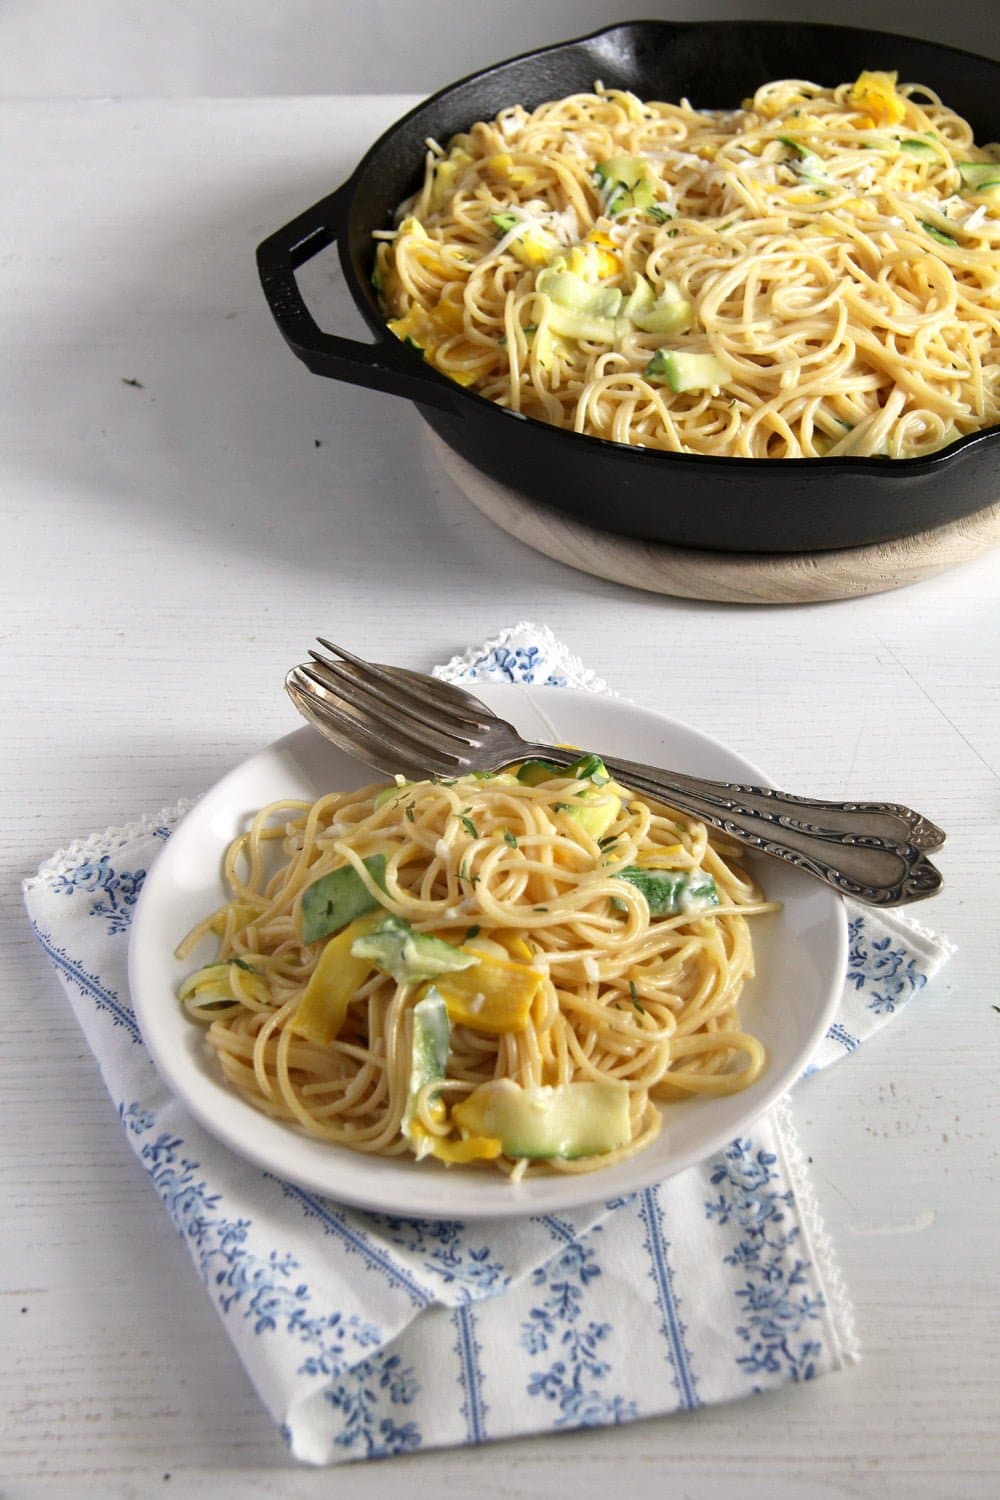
xmin=293 ymin=665 xmax=473 ymax=770
xmin=306 ymin=650 xmax=489 ymax=753
xmin=286 ymin=670 xmax=465 ymax=780
xmin=386 ymin=666 xmax=496 ymax=724
xmin=314 ymin=638 xmax=491 ymax=731
xmin=307 ymin=651 xmax=463 ymax=744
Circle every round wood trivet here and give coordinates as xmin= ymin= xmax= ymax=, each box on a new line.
xmin=427 ymin=432 xmax=1000 ymax=603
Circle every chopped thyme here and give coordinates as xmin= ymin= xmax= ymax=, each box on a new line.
xmin=232 ymin=957 xmax=258 ymax=973
xmin=404 ymin=804 xmax=415 ymax=822
xmin=459 ymin=814 xmax=478 ymax=838
xmin=503 ymin=829 xmax=518 ymax=848
xmin=647 ymin=205 xmax=672 ymax=224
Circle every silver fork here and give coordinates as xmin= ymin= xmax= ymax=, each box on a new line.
xmin=285 ymin=640 xmax=945 ymax=907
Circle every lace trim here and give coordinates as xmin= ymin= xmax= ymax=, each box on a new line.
xmin=773 ymin=1094 xmax=862 ymax=1366
xmin=24 ymin=799 xmax=197 ymax=891
xmin=892 ymin=907 xmax=958 ymax=961
xmin=435 ymin=620 xmax=616 ymax=697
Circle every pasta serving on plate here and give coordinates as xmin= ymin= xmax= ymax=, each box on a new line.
xmin=374 ymin=71 xmax=1000 ymax=458
xmin=177 ymin=756 xmax=775 ymax=1178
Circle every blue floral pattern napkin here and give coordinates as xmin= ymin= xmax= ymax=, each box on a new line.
xmin=22 ymin=624 xmax=953 ymax=1465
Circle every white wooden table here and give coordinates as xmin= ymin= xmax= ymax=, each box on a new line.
xmin=2 ymin=96 xmax=998 ymax=1499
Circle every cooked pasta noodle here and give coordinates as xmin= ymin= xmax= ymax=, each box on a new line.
xmin=374 ymin=73 xmax=1000 ymax=458
xmin=177 ymin=761 xmax=775 ymax=1176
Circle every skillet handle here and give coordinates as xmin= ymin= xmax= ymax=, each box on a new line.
xmin=255 ymin=184 xmax=460 ymax=413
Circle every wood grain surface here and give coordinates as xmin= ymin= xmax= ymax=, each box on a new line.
xmin=429 ymin=433 xmax=1000 ymax=603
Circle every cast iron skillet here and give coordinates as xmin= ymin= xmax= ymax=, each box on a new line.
xmin=257 ymin=20 xmax=1000 ymax=554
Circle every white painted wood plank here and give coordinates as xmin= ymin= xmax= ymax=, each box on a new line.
xmin=2 ymin=96 xmax=998 ymax=1498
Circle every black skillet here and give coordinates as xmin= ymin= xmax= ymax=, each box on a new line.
xmin=257 ymin=20 xmax=1000 ymax=553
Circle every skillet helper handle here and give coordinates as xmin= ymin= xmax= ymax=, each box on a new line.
xmin=256 ymin=183 xmax=459 ymax=412
xmin=598 ymin=753 xmax=945 ymax=907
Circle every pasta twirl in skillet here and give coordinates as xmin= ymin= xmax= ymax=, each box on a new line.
xmin=177 ymin=757 xmax=776 ymax=1178
xmin=374 ymin=72 xmax=1000 ymax=459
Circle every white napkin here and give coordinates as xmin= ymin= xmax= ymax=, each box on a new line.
xmin=22 ymin=624 xmax=953 ymax=1464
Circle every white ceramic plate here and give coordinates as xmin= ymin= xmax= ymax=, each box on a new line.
xmin=129 ymin=686 xmax=846 ymax=1219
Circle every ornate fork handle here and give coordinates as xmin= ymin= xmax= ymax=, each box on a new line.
xmin=519 ymin=745 xmax=945 ymax=906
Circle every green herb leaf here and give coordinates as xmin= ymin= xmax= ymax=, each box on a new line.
xmin=647 ymin=205 xmax=672 ymax=224
xmin=465 ymin=925 xmax=481 ymax=941
xmin=503 ymin=829 xmax=518 ymax=848
xmin=460 ymin=814 xmax=478 ymax=838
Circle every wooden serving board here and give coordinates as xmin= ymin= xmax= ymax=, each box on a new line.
xmin=427 ymin=432 xmax=1000 ymax=603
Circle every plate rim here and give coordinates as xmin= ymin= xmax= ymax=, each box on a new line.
xmin=128 ymin=685 xmax=847 ymax=1219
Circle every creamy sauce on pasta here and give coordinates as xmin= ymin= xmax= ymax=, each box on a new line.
xmin=374 ymin=74 xmax=1000 ymax=458
xmin=177 ymin=765 xmax=775 ymax=1177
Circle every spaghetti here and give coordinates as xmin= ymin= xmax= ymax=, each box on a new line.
xmin=374 ymin=72 xmax=1000 ymax=458
xmin=177 ymin=759 xmax=774 ymax=1177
